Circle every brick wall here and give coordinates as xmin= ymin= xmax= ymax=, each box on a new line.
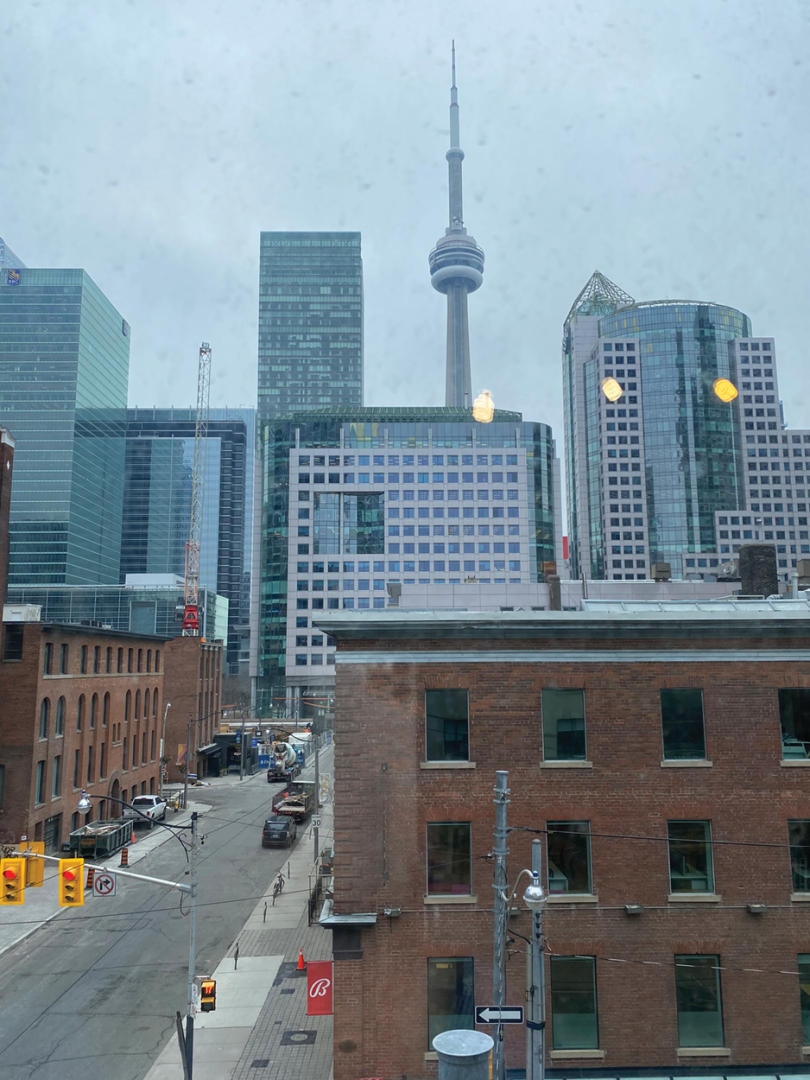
xmin=327 ymin=618 xmax=810 ymax=1078
xmin=0 ymin=624 xmax=164 ymax=847
xmin=163 ymin=637 xmax=223 ymax=781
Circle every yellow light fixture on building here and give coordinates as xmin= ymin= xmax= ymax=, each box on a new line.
xmin=601 ymin=377 xmax=623 ymax=402
xmin=713 ymin=377 xmax=738 ymax=403
xmin=472 ymin=390 xmax=495 ymax=423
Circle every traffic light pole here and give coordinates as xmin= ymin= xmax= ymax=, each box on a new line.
xmin=185 ymin=811 xmax=199 ymax=1079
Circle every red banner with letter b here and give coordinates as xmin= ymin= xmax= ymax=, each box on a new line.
xmin=307 ymin=960 xmax=333 ymax=1015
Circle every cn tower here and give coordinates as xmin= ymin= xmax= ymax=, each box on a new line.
xmin=429 ymin=43 xmax=485 ymax=409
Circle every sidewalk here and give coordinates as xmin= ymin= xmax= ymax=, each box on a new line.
xmin=0 ymin=798 xmax=213 ymax=958
xmin=144 ymin=744 xmax=335 ymax=1080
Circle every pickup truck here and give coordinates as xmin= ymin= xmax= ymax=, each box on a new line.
xmin=123 ymin=795 xmax=167 ymax=827
xmin=271 ymin=780 xmax=315 ymax=824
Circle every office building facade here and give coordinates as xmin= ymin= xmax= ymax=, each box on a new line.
xmin=0 ymin=268 xmax=130 ymax=587
xmin=257 ymin=232 xmax=363 ymax=422
xmin=563 ymin=272 xmax=775 ymax=580
xmin=255 ymin=407 xmax=562 ymax=714
xmin=121 ymin=407 xmax=254 ymax=679
xmin=0 ymin=237 xmax=26 ymax=272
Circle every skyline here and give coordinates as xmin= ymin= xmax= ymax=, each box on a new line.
xmin=3 ymin=0 xmax=809 ymax=447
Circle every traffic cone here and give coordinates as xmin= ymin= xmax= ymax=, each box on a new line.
xmin=86 ymin=867 xmax=95 ymax=890
xmin=120 ymin=846 xmax=129 ymax=868
xmin=131 ymin=828 xmax=136 ymax=844
xmin=297 ymin=949 xmax=306 ymax=971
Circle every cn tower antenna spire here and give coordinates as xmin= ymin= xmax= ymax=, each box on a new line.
xmin=429 ymin=41 xmax=485 ymax=409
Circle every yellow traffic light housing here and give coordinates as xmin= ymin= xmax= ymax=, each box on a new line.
xmin=200 ymin=978 xmax=216 ymax=1012
xmin=24 ymin=841 xmax=45 ymax=887
xmin=1 ymin=858 xmax=25 ymax=905
xmin=58 ymin=858 xmax=85 ymax=906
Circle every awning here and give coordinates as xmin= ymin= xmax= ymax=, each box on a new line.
xmin=197 ymin=744 xmax=221 ymax=756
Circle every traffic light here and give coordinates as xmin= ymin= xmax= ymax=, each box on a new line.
xmin=200 ymin=978 xmax=216 ymax=1012
xmin=58 ymin=858 xmax=84 ymax=906
xmin=24 ymin=842 xmax=45 ymax=887
xmin=1 ymin=858 xmax=25 ymax=905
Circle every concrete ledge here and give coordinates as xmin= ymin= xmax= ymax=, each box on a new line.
xmin=424 ymin=1051 xmax=438 ymax=1061
xmin=661 ymin=759 xmax=713 ymax=768
xmin=791 ymin=893 xmax=810 ymax=902
xmin=550 ymin=1049 xmax=605 ymax=1060
xmin=539 ymin=760 xmax=593 ymax=769
xmin=547 ymin=894 xmax=599 ymax=904
xmin=677 ymin=1046 xmax=731 ymax=1057
xmin=802 ymin=1045 xmax=810 ymax=1055
xmin=782 ymin=759 xmax=810 ymax=767
xmin=424 ymin=894 xmax=477 ymax=905
xmin=668 ymin=893 xmax=721 ymax=903
xmin=420 ymin=761 xmax=477 ymax=770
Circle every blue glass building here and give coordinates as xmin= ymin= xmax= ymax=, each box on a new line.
xmin=257 ymin=232 xmax=363 ymax=422
xmin=121 ymin=407 xmax=255 ymax=677
xmin=0 ymin=268 xmax=130 ymax=586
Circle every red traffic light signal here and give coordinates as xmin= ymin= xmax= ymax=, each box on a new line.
xmin=58 ymin=858 xmax=85 ymax=906
xmin=0 ymin=858 xmax=25 ymax=905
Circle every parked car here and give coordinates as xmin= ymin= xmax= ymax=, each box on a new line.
xmin=262 ymin=816 xmax=297 ymax=848
xmin=123 ymin=795 xmax=167 ymax=827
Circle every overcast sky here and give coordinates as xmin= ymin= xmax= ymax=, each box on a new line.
xmin=3 ymin=0 xmax=809 ymax=457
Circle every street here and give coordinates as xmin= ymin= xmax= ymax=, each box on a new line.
xmin=0 ymin=771 xmax=303 ymax=1080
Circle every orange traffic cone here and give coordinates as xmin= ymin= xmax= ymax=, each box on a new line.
xmin=297 ymin=949 xmax=306 ymax=971
xmin=131 ymin=828 xmax=136 ymax=844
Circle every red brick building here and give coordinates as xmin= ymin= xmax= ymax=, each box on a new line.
xmin=163 ymin=636 xmax=224 ymax=782
xmin=320 ymin=605 xmax=810 ymax=1078
xmin=0 ymin=622 xmax=166 ymax=849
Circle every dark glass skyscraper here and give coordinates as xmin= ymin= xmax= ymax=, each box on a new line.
xmin=257 ymin=232 xmax=363 ymax=422
xmin=121 ymin=407 xmax=254 ymax=677
xmin=0 ymin=268 xmax=130 ymax=586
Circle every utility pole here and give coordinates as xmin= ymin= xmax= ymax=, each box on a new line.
xmin=239 ymin=706 xmax=246 ymax=782
xmin=159 ymin=702 xmax=171 ymax=801
xmin=313 ymin=719 xmax=320 ymax=867
xmin=526 ymin=838 xmax=546 ymax=1080
xmin=492 ymin=770 xmax=509 ymax=1080
xmin=184 ymin=812 xmax=199 ymax=1079
xmin=183 ymin=714 xmax=193 ymax=810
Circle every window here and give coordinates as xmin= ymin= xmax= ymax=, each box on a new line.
xmin=550 ymin=957 xmax=599 ymax=1049
xmin=55 ymin=696 xmax=65 ymax=736
xmin=103 ymin=693 xmax=110 ymax=727
xmin=60 ymin=643 xmax=69 ymax=674
xmin=542 ymin=689 xmax=586 ymax=761
xmin=427 ymin=822 xmax=471 ymax=895
xmin=779 ymin=689 xmax=810 ymax=758
xmin=100 ymin=741 xmax=107 ymax=779
xmin=94 ymin=646 xmax=101 ymax=673
xmin=675 ymin=956 xmax=724 ymax=1047
xmin=122 ymin=737 xmax=128 ymax=770
xmin=425 ymin=689 xmax=469 ymax=762
xmin=799 ymin=954 xmax=810 ymax=1043
xmin=3 ymin=623 xmax=23 ymax=660
xmin=661 ymin=689 xmax=706 ymax=759
xmin=117 ymin=648 xmax=123 ymax=673
xmin=668 ymin=820 xmax=714 ymax=893
xmin=76 ymin=695 xmax=84 ymax=731
xmin=128 ymin=649 xmax=133 ymax=673
xmin=73 ymin=750 xmax=80 ymax=789
xmin=155 ymin=650 xmax=160 ymax=672
xmin=789 ymin=821 xmax=810 ymax=892
xmin=44 ymin=642 xmax=52 ymax=675
xmin=427 ymin=958 xmax=474 ymax=1047
xmin=35 ymin=761 xmax=46 ymax=804
xmin=547 ymin=822 xmax=592 ymax=894
xmin=39 ymin=698 xmax=49 ymax=739
xmin=90 ymin=694 xmax=97 ymax=729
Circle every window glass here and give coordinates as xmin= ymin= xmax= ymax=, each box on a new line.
xmin=674 ymin=955 xmax=724 ymax=1047
xmin=799 ymin=954 xmax=810 ymax=1043
xmin=668 ymin=820 xmax=714 ymax=893
xmin=661 ymin=689 xmax=706 ymax=759
xmin=427 ymin=822 xmax=471 ymax=895
xmin=39 ymin=699 xmax=49 ymax=739
xmin=547 ymin=822 xmax=592 ymax=894
xmin=427 ymin=958 xmax=474 ymax=1047
xmin=779 ymin=689 xmax=810 ymax=758
xmin=542 ymin=689 xmax=586 ymax=760
xmin=550 ymin=957 xmax=599 ymax=1049
xmin=425 ymin=689 xmax=469 ymax=762
xmin=789 ymin=821 xmax=810 ymax=892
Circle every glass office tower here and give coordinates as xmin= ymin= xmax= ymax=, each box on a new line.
xmin=0 ymin=268 xmax=130 ymax=586
xmin=257 ymin=232 xmax=363 ymax=422
xmin=122 ymin=407 xmax=254 ymax=676
xmin=255 ymin=406 xmax=561 ymax=715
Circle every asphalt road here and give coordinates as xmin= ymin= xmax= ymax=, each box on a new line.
xmin=0 ymin=772 xmax=300 ymax=1080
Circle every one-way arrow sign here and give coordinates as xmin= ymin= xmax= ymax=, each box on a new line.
xmin=475 ymin=1005 xmax=524 ymax=1025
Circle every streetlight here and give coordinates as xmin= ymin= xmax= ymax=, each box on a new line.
xmin=159 ymin=702 xmax=171 ymax=802
xmin=522 ymin=840 xmax=547 ymax=1080
xmin=77 ymin=790 xmax=199 ymax=1080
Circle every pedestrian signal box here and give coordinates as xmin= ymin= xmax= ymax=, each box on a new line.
xmin=1 ymin=858 xmax=25 ymax=905
xmin=200 ymin=978 xmax=216 ymax=1012
xmin=24 ymin=841 xmax=45 ymax=887
xmin=58 ymin=859 xmax=85 ymax=906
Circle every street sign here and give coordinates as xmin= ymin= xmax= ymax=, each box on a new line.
xmin=312 ymin=816 xmax=322 ymax=828
xmin=475 ymin=1005 xmax=524 ymax=1025
xmin=93 ymin=872 xmax=117 ymax=897
xmin=187 ymin=773 xmax=197 ymax=781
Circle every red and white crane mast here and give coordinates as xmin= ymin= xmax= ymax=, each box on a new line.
xmin=182 ymin=342 xmax=212 ymax=635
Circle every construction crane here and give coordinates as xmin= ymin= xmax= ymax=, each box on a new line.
xmin=182 ymin=342 xmax=212 ymax=635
